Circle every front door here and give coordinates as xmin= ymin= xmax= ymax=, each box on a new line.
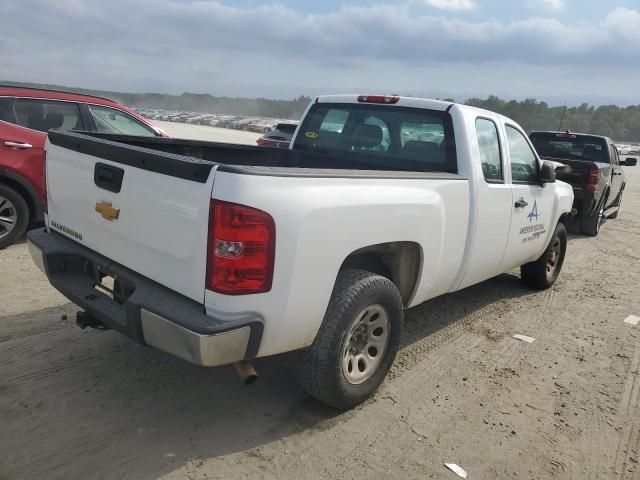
xmin=609 ymin=144 xmax=624 ymax=207
xmin=500 ymin=124 xmax=555 ymax=272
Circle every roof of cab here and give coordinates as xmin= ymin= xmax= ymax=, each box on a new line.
xmin=316 ymin=94 xmax=454 ymax=112
xmin=315 ymin=94 xmax=513 ymax=121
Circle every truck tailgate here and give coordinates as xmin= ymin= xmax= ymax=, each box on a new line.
xmin=45 ymin=131 xmax=216 ymax=302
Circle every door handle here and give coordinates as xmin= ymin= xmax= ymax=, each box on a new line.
xmin=3 ymin=141 xmax=33 ymax=149
xmin=514 ymin=199 xmax=528 ymax=208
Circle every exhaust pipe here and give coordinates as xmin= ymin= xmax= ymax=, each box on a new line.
xmin=233 ymin=361 xmax=258 ymax=385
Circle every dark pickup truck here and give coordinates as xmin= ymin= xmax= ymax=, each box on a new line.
xmin=530 ymin=131 xmax=637 ymax=236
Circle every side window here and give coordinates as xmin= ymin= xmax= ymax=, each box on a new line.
xmin=475 ymin=118 xmax=502 ymax=181
xmin=506 ymin=125 xmax=539 ymax=183
xmin=13 ymin=99 xmax=83 ymax=132
xmin=400 ymin=122 xmax=444 ymax=145
xmin=319 ymin=109 xmax=349 ymax=133
xmin=88 ymin=105 xmax=156 ymax=137
xmin=0 ymin=97 xmax=14 ymax=123
xmin=610 ymin=145 xmax=619 ymax=166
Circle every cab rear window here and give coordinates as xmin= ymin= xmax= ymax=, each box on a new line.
xmin=294 ymin=103 xmax=457 ymax=173
xmin=530 ymin=132 xmax=609 ymax=163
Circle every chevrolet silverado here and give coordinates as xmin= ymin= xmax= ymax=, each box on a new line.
xmin=28 ymin=95 xmax=573 ymax=409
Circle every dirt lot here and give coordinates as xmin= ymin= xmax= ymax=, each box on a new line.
xmin=154 ymin=120 xmax=262 ymax=144
xmin=1 ymin=147 xmax=639 ymax=479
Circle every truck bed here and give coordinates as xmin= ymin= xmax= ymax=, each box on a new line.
xmin=48 ymin=130 xmax=464 ymax=179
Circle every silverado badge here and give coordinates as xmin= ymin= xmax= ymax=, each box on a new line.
xmin=95 ymin=200 xmax=120 ymax=221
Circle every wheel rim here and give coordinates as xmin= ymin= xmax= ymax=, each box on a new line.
xmin=341 ymin=304 xmax=390 ymax=385
xmin=546 ymin=237 xmax=561 ymax=277
xmin=0 ymin=196 xmax=17 ymax=240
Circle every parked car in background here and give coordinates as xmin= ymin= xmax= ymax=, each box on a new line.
xmin=0 ymin=85 xmax=167 ymax=249
xmin=256 ymin=122 xmax=299 ymax=148
xmin=530 ymin=130 xmax=636 ymax=236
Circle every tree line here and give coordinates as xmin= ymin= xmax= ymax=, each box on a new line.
xmin=4 ymin=81 xmax=639 ymax=141
xmin=462 ymin=96 xmax=640 ymax=142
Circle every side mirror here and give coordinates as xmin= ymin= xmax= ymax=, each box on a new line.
xmin=550 ymin=160 xmax=571 ymax=175
xmin=621 ymin=157 xmax=637 ymax=166
xmin=540 ymin=160 xmax=556 ymax=184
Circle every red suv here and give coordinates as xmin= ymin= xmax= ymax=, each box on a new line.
xmin=0 ymin=86 xmax=166 ymax=248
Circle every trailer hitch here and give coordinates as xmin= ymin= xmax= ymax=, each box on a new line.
xmin=76 ymin=311 xmax=111 ymax=331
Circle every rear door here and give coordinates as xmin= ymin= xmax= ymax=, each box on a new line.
xmin=499 ymin=124 xmax=555 ymax=272
xmin=45 ymin=131 xmax=216 ymax=302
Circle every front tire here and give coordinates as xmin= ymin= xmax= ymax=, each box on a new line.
xmin=521 ymin=222 xmax=567 ymax=290
xmin=295 ymin=269 xmax=404 ymax=410
xmin=609 ymin=189 xmax=623 ymax=219
xmin=0 ymin=185 xmax=29 ymax=250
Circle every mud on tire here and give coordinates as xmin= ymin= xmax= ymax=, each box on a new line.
xmin=521 ymin=222 xmax=567 ymax=290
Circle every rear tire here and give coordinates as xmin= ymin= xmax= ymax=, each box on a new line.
xmin=521 ymin=222 xmax=567 ymax=290
xmin=295 ymin=269 xmax=404 ymax=410
xmin=581 ymin=194 xmax=607 ymax=236
xmin=0 ymin=184 xmax=29 ymax=250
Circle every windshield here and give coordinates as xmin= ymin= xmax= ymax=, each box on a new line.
xmin=293 ymin=103 xmax=457 ymax=173
xmin=530 ymin=132 xmax=609 ymax=163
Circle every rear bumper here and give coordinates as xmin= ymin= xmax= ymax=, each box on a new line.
xmin=27 ymin=228 xmax=263 ymax=367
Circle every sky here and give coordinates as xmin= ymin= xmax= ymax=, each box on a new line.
xmin=1 ymin=0 xmax=640 ymax=105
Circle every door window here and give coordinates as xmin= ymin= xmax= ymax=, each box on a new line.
xmin=13 ymin=98 xmax=83 ymax=132
xmin=475 ymin=118 xmax=502 ymax=181
xmin=0 ymin=97 xmax=14 ymax=122
xmin=610 ymin=145 xmax=620 ymax=166
xmin=506 ymin=125 xmax=539 ymax=183
xmin=88 ymin=105 xmax=157 ymax=137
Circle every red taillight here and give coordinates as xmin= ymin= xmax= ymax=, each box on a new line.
xmin=256 ymin=138 xmax=271 ymax=146
xmin=206 ymin=200 xmax=275 ymax=295
xmin=357 ymin=95 xmax=400 ymax=104
xmin=586 ymin=168 xmax=600 ymax=193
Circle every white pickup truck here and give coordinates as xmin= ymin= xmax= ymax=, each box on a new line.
xmin=28 ymin=95 xmax=573 ymax=409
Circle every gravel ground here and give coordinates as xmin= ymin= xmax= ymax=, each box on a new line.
xmin=1 ymin=142 xmax=639 ymax=479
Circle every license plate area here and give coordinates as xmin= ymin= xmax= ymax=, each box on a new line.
xmin=95 ymin=271 xmax=116 ymax=299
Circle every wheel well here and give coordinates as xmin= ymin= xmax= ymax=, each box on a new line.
xmin=339 ymin=242 xmax=421 ymax=306
xmin=0 ymin=176 xmax=39 ymax=225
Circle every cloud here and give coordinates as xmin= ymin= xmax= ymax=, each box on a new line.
xmin=413 ymin=0 xmax=476 ymax=11
xmin=0 ymin=1 xmax=638 ymax=100
xmin=531 ymin=0 xmax=565 ymax=9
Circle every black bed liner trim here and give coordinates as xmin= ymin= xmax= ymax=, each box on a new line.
xmin=48 ymin=130 xmax=216 ymax=183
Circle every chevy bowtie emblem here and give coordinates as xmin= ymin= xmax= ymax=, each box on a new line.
xmin=95 ymin=200 xmax=120 ymax=221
